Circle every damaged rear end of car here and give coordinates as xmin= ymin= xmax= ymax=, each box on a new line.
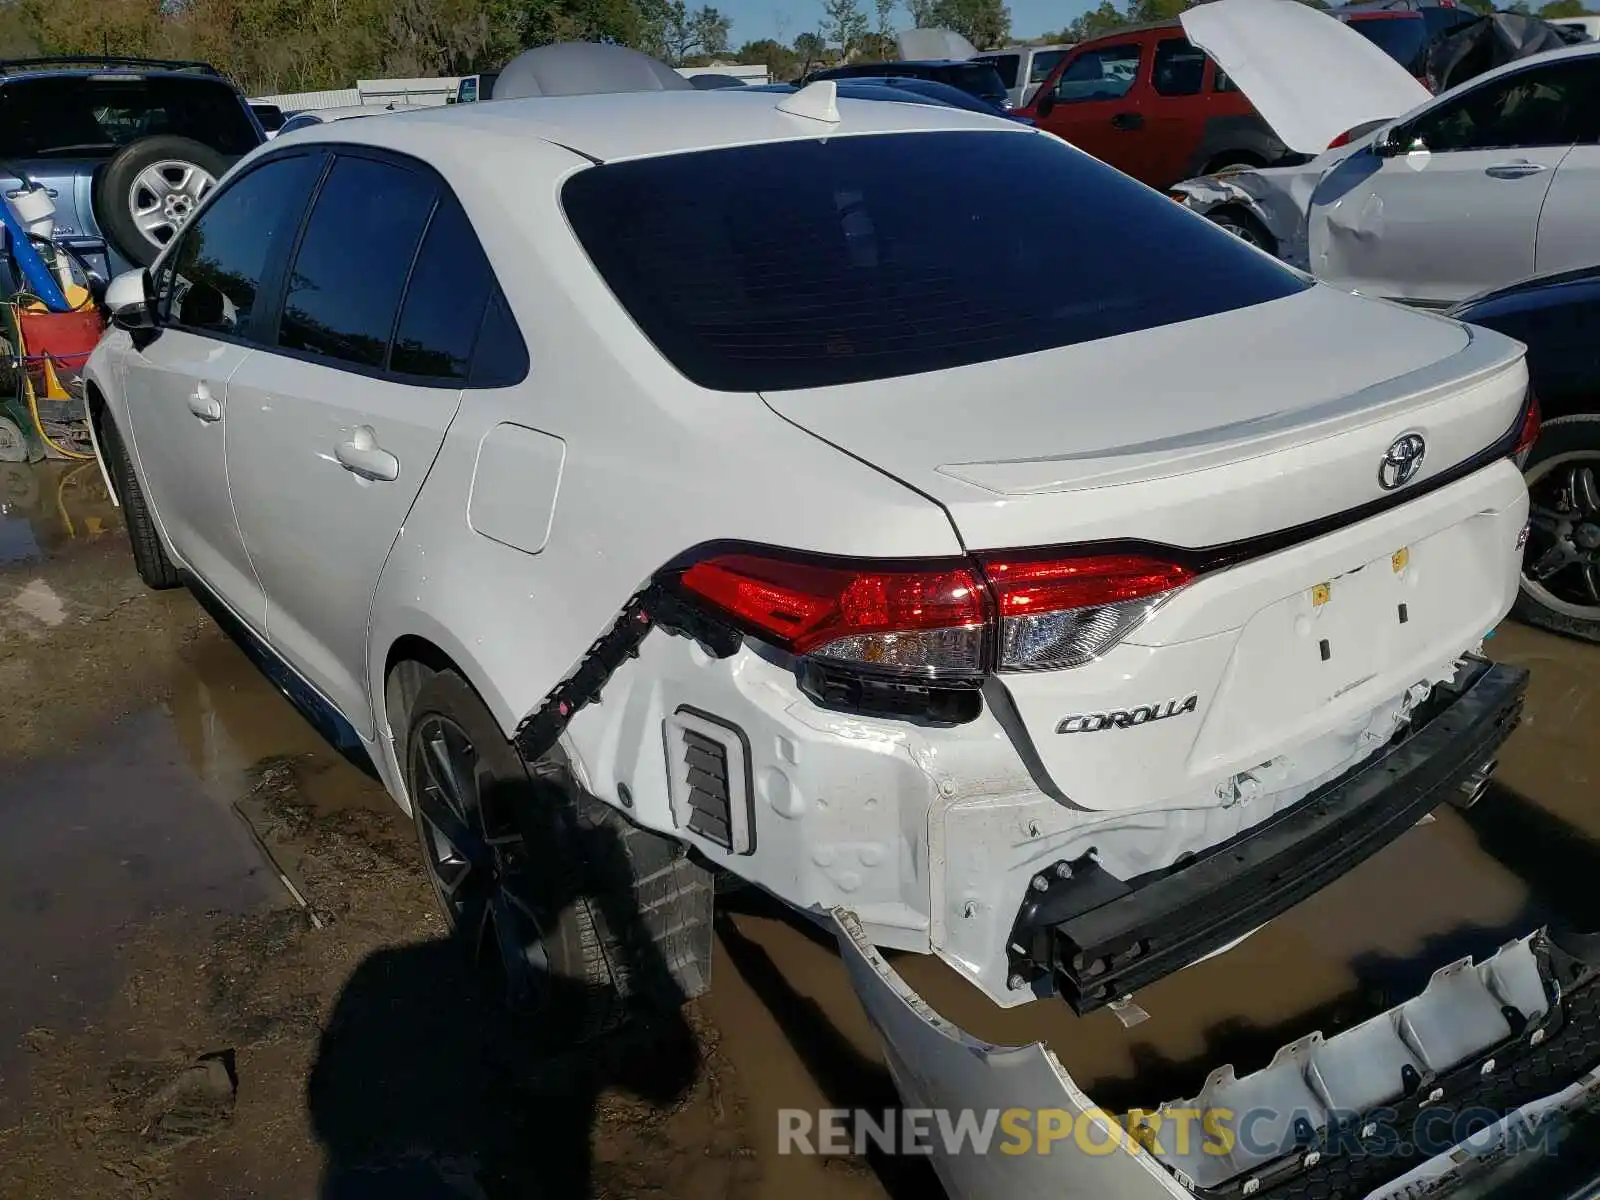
xmin=414 ymin=90 xmax=1568 ymax=1199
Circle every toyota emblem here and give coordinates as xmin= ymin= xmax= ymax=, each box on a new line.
xmin=1379 ymin=433 xmax=1426 ymax=491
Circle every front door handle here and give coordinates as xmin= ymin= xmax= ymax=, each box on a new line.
xmin=334 ymin=425 xmax=399 ymax=482
xmin=1111 ymin=111 xmax=1144 ymax=130
xmin=187 ymin=382 xmax=221 ymax=422
xmin=1485 ymin=160 xmax=1547 ymax=178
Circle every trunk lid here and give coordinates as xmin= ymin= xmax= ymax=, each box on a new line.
xmin=1179 ymin=0 xmax=1430 ymax=154
xmin=763 ymin=284 xmax=1532 ymax=811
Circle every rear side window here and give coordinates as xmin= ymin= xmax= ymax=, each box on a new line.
xmin=0 ymin=76 xmax=259 ymax=158
xmin=563 ymin=131 xmax=1308 ymax=392
xmin=162 ymin=152 xmax=323 ymax=338
xmin=278 ymin=155 xmax=435 ymax=368
xmin=390 ymin=199 xmax=494 ymax=381
xmin=1152 ymin=38 xmax=1206 ymax=96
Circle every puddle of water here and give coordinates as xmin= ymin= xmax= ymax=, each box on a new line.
xmin=0 ymin=460 xmax=122 ymax=568
xmin=0 ymin=708 xmax=282 ymax=1127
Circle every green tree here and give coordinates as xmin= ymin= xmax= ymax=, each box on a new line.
xmin=691 ymin=4 xmax=730 ymax=56
xmin=736 ymin=36 xmax=798 ymax=76
xmin=793 ymin=28 xmax=825 ymax=67
xmin=1537 ymin=0 xmax=1588 ymax=16
xmin=821 ymin=0 xmax=868 ymax=56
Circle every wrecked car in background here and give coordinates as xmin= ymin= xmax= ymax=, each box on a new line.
xmin=1172 ymin=0 xmax=1600 ymax=307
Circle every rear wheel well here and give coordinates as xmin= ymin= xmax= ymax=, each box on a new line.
xmin=1207 ymin=204 xmax=1278 ymax=256
xmin=383 ymin=636 xmax=465 ymax=762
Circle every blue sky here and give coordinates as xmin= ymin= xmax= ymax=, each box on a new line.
xmin=723 ymin=0 xmax=1094 ymax=46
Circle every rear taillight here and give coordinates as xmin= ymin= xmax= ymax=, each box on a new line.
xmin=678 ymin=548 xmax=1193 ymax=677
xmin=978 ymin=553 xmax=1193 ymax=671
xmin=679 ymin=554 xmax=989 ymax=674
xmin=1327 ymin=127 xmax=1358 ymax=150
xmin=1514 ymin=389 xmax=1541 ymax=458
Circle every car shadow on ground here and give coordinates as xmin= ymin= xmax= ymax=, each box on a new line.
xmin=306 ymin=816 xmax=702 ymax=1200
xmin=713 ymin=892 xmax=946 ymax=1200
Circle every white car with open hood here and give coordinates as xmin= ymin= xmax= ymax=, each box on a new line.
xmin=83 ymin=40 xmax=1584 ymax=1200
xmin=1175 ymin=0 xmax=1600 ymax=307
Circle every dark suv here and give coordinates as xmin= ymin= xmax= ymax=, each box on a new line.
xmin=0 ymin=56 xmax=264 ymax=283
xmin=800 ymin=60 xmax=1012 ymax=108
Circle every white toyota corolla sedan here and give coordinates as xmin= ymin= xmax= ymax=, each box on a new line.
xmin=84 ymin=41 xmax=1585 ymax=1200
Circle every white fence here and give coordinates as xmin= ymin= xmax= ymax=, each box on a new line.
xmin=252 ymin=77 xmax=461 ymax=113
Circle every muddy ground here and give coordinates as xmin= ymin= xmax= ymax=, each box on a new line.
xmin=2 ymin=457 xmax=1598 ymax=1200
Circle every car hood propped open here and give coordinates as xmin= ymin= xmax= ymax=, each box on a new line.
xmin=1180 ymin=0 xmax=1430 ymax=155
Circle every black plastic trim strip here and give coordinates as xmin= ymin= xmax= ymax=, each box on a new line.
xmin=1021 ymin=660 xmax=1529 ymax=1014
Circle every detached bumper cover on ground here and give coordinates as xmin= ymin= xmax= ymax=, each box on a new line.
xmin=1009 ymin=660 xmax=1528 ymax=1013
xmin=836 ymin=910 xmax=1600 ymax=1200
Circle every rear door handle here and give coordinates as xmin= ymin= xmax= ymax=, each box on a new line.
xmin=334 ymin=425 xmax=399 ymax=482
xmin=1111 ymin=111 xmax=1144 ymax=130
xmin=187 ymin=381 xmax=221 ymax=422
xmin=1485 ymin=161 xmax=1547 ymax=178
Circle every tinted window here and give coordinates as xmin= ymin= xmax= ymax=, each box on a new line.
xmin=983 ymin=54 xmax=1020 ymax=89
xmin=1421 ymin=6 xmax=1478 ymax=38
xmin=1054 ymin=43 xmax=1142 ymax=103
xmin=279 ymin=155 xmax=435 ymax=369
xmin=1407 ymin=61 xmax=1599 ymax=152
xmin=0 ymin=76 xmax=259 ymax=158
xmin=252 ymin=104 xmax=285 ymax=132
xmin=1152 ymin=38 xmax=1205 ymax=96
xmin=1345 ymin=16 xmax=1428 ymax=75
xmin=1029 ymin=49 xmax=1069 ymax=85
xmin=162 ymin=153 xmax=322 ymax=337
xmin=469 ymin=291 xmax=531 ymax=388
xmin=390 ymin=200 xmax=493 ymax=381
xmin=562 ymin=131 xmax=1307 ymax=392
xmin=934 ymin=63 xmax=1008 ymax=103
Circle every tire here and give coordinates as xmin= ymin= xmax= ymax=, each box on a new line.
xmin=94 ymin=136 xmax=231 ymax=267
xmin=100 ymin=415 xmax=181 ymax=589
xmin=1202 ymin=155 xmax=1262 ymax=176
xmin=1207 ymin=206 xmax=1277 ymax=256
xmin=0 ymin=414 xmax=26 ymax=462
xmin=402 ymin=669 xmax=713 ymax=1040
xmin=1514 ymin=413 xmax=1600 ymax=644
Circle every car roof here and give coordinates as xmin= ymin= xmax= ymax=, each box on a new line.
xmin=293 ymin=102 xmax=406 ymax=121
xmin=274 ymin=87 xmax=1024 ymax=164
xmin=0 ymin=56 xmax=228 ymax=83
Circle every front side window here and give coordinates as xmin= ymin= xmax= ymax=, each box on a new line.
xmin=1053 ymin=43 xmax=1143 ymax=104
xmin=1406 ymin=61 xmax=1598 ymax=153
xmin=278 ymin=155 xmax=435 ymax=369
xmin=1152 ymin=38 xmax=1206 ymax=97
xmin=562 ymin=130 xmax=1308 ymax=392
xmin=161 ymin=152 xmax=323 ymax=338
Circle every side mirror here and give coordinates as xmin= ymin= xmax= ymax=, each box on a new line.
xmin=1372 ymin=126 xmax=1411 ymax=158
xmin=106 ymin=269 xmax=155 ymax=331
xmin=1035 ymin=89 xmax=1055 ymax=119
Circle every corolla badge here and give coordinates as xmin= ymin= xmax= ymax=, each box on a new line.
xmin=1379 ymin=433 xmax=1427 ymax=491
xmin=1056 ymin=694 xmax=1198 ymax=734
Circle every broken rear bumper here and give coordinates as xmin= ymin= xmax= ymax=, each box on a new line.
xmin=1008 ymin=659 xmax=1529 ymax=1014
xmin=834 ymin=910 xmax=1600 ymax=1200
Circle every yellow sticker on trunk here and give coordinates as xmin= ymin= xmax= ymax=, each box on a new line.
xmin=1312 ymin=583 xmax=1331 ymax=607
xmin=1392 ymin=547 xmax=1410 ymax=573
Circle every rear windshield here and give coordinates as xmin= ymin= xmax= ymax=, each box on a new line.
xmin=0 ymin=75 xmax=259 ymax=158
xmin=1345 ymin=16 xmax=1429 ymax=74
xmin=977 ymin=54 xmax=1019 ymax=89
xmin=930 ymin=63 xmax=1008 ymax=103
xmin=563 ymin=131 xmax=1308 ymax=392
